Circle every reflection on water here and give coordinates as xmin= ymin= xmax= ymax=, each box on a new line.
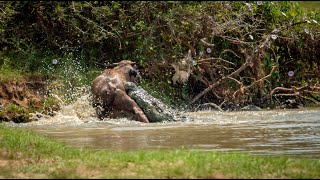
xmin=4 ymin=97 xmax=320 ymax=157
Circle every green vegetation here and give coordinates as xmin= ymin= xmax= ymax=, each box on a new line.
xmin=0 ymin=124 xmax=319 ymax=178
xmin=0 ymin=1 xmax=319 ymax=122
xmin=0 ymin=103 xmax=30 ymax=123
xmin=0 ymin=57 xmax=24 ymax=82
xmin=0 ymin=2 xmax=319 ymax=178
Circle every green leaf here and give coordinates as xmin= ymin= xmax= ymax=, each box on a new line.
xmin=298 ymin=41 xmax=304 ymax=47
xmin=122 ymin=53 xmax=128 ymax=59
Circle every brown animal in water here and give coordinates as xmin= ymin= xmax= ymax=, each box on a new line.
xmin=91 ymin=60 xmax=149 ymax=123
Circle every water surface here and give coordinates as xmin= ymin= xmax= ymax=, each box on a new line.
xmin=5 ymin=96 xmax=320 ymax=157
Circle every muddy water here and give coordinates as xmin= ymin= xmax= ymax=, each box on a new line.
xmin=5 ymin=95 xmax=320 ymax=157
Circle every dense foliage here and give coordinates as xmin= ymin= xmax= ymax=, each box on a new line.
xmin=0 ymin=1 xmax=319 ymax=110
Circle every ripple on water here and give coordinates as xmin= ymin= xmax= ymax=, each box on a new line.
xmin=4 ymin=96 xmax=320 ymax=157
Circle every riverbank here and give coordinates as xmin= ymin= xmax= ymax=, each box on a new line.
xmin=1 ymin=1 xmax=320 ymax=113
xmin=1 ymin=1 xmax=320 ymax=123
xmin=0 ymin=75 xmax=62 ymax=123
xmin=0 ymin=124 xmax=319 ymax=178
xmin=0 ymin=74 xmax=318 ymax=123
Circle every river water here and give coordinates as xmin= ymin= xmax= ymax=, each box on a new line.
xmin=4 ymin=95 xmax=320 ymax=157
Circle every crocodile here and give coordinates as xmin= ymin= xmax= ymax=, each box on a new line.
xmin=124 ymin=82 xmax=189 ymax=122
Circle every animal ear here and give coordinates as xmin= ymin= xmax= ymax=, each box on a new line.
xmin=129 ymin=69 xmax=138 ymax=77
xmin=126 ymin=60 xmax=136 ymax=65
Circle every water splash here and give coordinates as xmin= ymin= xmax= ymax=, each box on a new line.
xmin=24 ymin=87 xmax=192 ymax=127
xmin=29 ymin=53 xmax=194 ymax=126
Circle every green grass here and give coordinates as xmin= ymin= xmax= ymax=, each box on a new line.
xmin=0 ymin=124 xmax=320 ymax=179
xmin=299 ymin=1 xmax=320 ymax=10
xmin=0 ymin=58 xmax=24 ymax=82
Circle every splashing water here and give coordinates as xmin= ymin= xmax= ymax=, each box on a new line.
xmin=5 ymin=54 xmax=320 ymax=157
xmin=4 ymin=86 xmax=320 ymax=157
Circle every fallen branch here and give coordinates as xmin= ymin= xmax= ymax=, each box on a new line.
xmin=197 ymin=57 xmax=235 ymax=66
xmin=188 ymin=59 xmax=251 ymax=105
xmin=201 ymin=102 xmax=223 ymax=111
xmin=270 ymin=84 xmax=320 ymax=105
xmin=273 ymin=93 xmax=299 ymax=97
xmin=246 ymin=65 xmax=277 ymax=90
xmin=188 ymin=19 xmax=312 ymax=106
xmin=188 ymin=79 xmax=222 ymax=105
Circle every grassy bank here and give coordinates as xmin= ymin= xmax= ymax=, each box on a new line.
xmin=0 ymin=124 xmax=319 ymax=179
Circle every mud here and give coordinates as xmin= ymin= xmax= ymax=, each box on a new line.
xmin=0 ymin=76 xmax=48 ymax=122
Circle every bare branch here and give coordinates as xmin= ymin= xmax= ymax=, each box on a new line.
xmin=200 ymin=38 xmax=215 ymax=47
xmin=219 ymin=35 xmax=253 ymax=45
xmin=226 ymin=76 xmax=242 ymax=86
xmin=197 ymin=57 xmax=235 ymax=66
xmin=246 ymin=65 xmax=277 ymax=89
xmin=220 ymin=49 xmax=241 ymax=59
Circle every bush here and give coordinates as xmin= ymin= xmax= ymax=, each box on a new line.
xmin=0 ymin=1 xmax=319 ymax=108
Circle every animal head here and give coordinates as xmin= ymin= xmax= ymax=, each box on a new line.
xmin=113 ymin=60 xmax=141 ymax=83
xmin=171 ymin=50 xmax=193 ymax=85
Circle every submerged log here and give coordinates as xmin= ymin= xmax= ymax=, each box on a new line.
xmin=125 ymin=82 xmax=189 ymax=122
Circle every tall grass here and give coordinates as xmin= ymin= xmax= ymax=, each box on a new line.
xmin=0 ymin=57 xmax=23 ymax=82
